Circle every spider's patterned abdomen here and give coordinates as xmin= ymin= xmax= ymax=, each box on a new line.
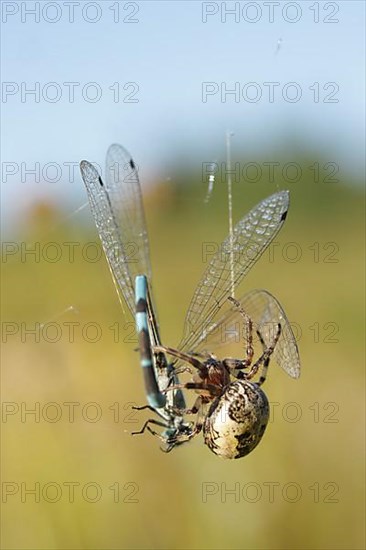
xmin=203 ymin=381 xmax=269 ymax=459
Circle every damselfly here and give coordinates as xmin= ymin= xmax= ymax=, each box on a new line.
xmin=80 ymin=144 xmax=194 ymax=451
xmin=80 ymin=144 xmax=300 ymax=458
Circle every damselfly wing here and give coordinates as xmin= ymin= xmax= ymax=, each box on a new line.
xmin=80 ymin=144 xmax=191 ymax=449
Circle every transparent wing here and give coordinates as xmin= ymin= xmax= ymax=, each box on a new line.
xmin=105 ymin=144 xmax=152 ymax=283
xmin=79 ymin=144 xmax=151 ymax=317
xmin=184 ymin=289 xmax=300 ymax=379
xmin=179 ymin=191 xmax=290 ymax=353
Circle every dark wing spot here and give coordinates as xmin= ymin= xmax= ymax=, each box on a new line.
xmin=281 ymin=210 xmax=288 ymax=221
xmin=130 ymin=159 xmax=136 ymax=170
xmin=98 ymin=176 xmax=104 ymax=187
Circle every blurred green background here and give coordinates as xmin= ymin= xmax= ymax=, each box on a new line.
xmin=2 ymin=152 xmax=365 ymax=550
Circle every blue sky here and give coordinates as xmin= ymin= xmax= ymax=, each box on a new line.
xmin=1 ymin=1 xmax=365 ymax=227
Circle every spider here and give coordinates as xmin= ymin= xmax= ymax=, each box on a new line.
xmin=152 ymin=297 xmax=282 ymax=459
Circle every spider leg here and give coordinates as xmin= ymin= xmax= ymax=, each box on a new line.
xmin=188 ymin=405 xmax=206 ymax=439
xmin=171 ymin=395 xmax=203 ymax=416
xmin=163 ymin=381 xmax=222 ymax=398
xmin=154 ymin=345 xmax=207 ymax=378
xmin=224 ymin=296 xmax=254 ymax=370
xmin=243 ymin=323 xmax=282 ymax=385
xmin=185 ymin=350 xmax=211 ymax=360
xmin=169 ymin=365 xmax=194 ymax=377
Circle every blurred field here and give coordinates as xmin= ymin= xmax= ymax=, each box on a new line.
xmin=2 ymin=154 xmax=365 ymax=550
